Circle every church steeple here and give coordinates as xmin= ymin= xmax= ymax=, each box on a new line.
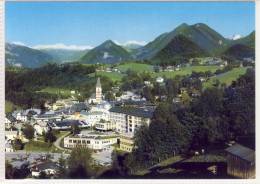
xmin=96 ymin=77 xmax=102 ymax=104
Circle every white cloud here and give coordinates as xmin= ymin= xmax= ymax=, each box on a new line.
xmin=12 ymin=41 xmax=26 ymax=46
xmin=33 ymin=43 xmax=93 ymax=50
xmin=113 ymin=40 xmax=147 ymax=46
xmin=231 ymin=34 xmax=243 ymax=40
xmin=124 ymin=40 xmax=147 ymax=46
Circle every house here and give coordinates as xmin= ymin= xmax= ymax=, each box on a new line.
xmin=33 ymin=121 xmax=49 ymax=136
xmin=31 ymin=161 xmax=60 ymax=178
xmin=5 ymin=130 xmax=18 ymax=141
xmin=109 ymin=106 xmax=155 ymax=136
xmin=12 ymin=110 xmax=28 ymax=122
xmin=5 ymin=141 xmax=14 ymax=152
xmin=5 ymin=113 xmax=16 ymax=129
xmin=225 ymin=144 xmax=255 ymax=179
xmin=156 ymin=77 xmax=164 ymax=83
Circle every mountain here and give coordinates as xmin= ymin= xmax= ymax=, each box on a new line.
xmin=123 ymin=43 xmax=144 ymax=52
xmin=232 ymin=31 xmax=255 ymax=49
xmin=39 ymin=49 xmax=89 ymax=63
xmin=135 ymin=23 xmax=228 ymax=60
xmin=152 ymin=35 xmax=206 ymax=63
xmin=80 ymin=40 xmax=132 ymax=64
xmin=5 ymin=43 xmax=54 ymax=68
xmin=223 ymin=44 xmax=255 ymax=60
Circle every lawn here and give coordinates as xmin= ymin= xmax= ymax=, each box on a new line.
xmin=203 ymin=67 xmax=249 ymax=88
xmin=92 ymin=71 xmax=125 ymax=82
xmin=36 ymin=87 xmax=72 ymax=97
xmin=5 ymin=100 xmax=19 ymax=113
xmin=152 ymin=66 xmax=221 ymax=79
xmin=24 ymin=141 xmax=61 ymax=153
xmin=117 ymin=62 xmax=154 ymax=73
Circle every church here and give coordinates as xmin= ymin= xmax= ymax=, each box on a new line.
xmin=88 ymin=77 xmax=103 ymax=104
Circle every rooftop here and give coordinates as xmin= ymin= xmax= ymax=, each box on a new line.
xmin=109 ymin=106 xmax=155 ymax=118
xmin=225 ymin=143 xmax=255 ymax=163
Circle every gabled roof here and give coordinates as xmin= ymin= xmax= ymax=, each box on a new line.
xmin=225 ymin=143 xmax=255 ymax=163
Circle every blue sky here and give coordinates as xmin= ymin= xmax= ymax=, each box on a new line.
xmin=6 ymin=1 xmax=255 ymax=49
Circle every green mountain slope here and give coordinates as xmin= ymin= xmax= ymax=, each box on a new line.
xmin=232 ymin=31 xmax=255 ymax=49
xmin=135 ymin=23 xmax=228 ymax=59
xmin=80 ymin=40 xmax=132 ymax=64
xmin=5 ymin=43 xmax=54 ymax=68
xmin=223 ymin=44 xmax=255 ymax=60
xmin=152 ymin=35 xmax=206 ymax=64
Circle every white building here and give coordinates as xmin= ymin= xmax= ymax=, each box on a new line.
xmin=12 ymin=111 xmax=27 ymax=122
xmin=116 ymin=91 xmax=144 ymax=102
xmin=5 ymin=141 xmax=14 ymax=152
xmin=64 ymin=134 xmax=118 ymax=150
xmin=80 ymin=111 xmax=109 ymax=127
xmin=95 ymin=120 xmax=116 ymax=131
xmin=33 ymin=122 xmax=49 ymax=135
xmin=109 ymin=106 xmax=154 ymax=137
xmin=31 ymin=162 xmax=59 ymax=178
xmin=5 ymin=131 xmax=18 ymax=141
xmin=156 ymin=77 xmax=164 ymax=83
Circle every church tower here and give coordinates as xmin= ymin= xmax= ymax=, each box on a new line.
xmin=96 ymin=77 xmax=102 ymax=104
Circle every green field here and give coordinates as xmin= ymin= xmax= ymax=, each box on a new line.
xmin=203 ymin=67 xmax=248 ymax=88
xmin=117 ymin=62 xmax=154 ymax=73
xmin=37 ymin=87 xmax=72 ymax=97
xmin=24 ymin=141 xmax=61 ymax=153
xmin=92 ymin=71 xmax=125 ymax=82
xmin=152 ymin=66 xmax=221 ymax=79
xmin=5 ymin=100 xmax=20 ymax=113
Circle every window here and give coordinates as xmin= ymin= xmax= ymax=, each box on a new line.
xmin=87 ymin=140 xmax=90 ymax=144
xmin=69 ymin=140 xmax=72 ymax=143
xmin=73 ymin=140 xmax=76 ymax=143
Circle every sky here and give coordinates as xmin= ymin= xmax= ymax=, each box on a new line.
xmin=6 ymin=1 xmax=255 ymax=50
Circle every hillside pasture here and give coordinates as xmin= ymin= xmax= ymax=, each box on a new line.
xmin=152 ymin=66 xmax=221 ymax=78
xmin=203 ymin=67 xmax=249 ymax=88
xmin=117 ymin=62 xmax=154 ymax=73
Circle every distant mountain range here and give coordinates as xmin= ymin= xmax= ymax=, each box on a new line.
xmin=6 ymin=23 xmax=255 ymax=68
xmin=39 ymin=48 xmax=89 ymax=63
xmin=5 ymin=43 xmax=54 ymax=68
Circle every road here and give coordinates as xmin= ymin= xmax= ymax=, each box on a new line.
xmin=53 ymin=131 xmax=71 ymax=152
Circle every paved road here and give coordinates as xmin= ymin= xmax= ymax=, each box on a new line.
xmin=53 ymin=131 xmax=71 ymax=152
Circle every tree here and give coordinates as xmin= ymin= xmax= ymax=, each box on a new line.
xmin=12 ymin=139 xmax=24 ymax=150
xmin=71 ymin=124 xmax=80 ymax=135
xmin=44 ymin=130 xmax=57 ymax=143
xmin=68 ymin=147 xmax=93 ymax=178
xmin=56 ymin=154 xmax=67 ymax=178
xmin=6 ymin=160 xmax=14 ymax=179
xmin=142 ymin=86 xmax=154 ymax=102
xmin=22 ymin=124 xmax=35 ymax=140
xmin=105 ymin=91 xmax=115 ymax=101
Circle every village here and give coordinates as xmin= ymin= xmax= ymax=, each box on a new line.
xmin=5 ymin=72 xmax=255 ymax=179
xmin=5 ymin=76 xmax=158 ymax=177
